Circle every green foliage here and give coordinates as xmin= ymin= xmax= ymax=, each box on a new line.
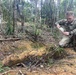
xmin=41 ymin=0 xmax=56 ymax=27
xmin=23 ymin=2 xmax=33 ymax=22
xmin=52 ymin=46 xmax=67 ymax=59
xmin=2 ymin=0 xmax=14 ymax=35
xmin=0 ymin=62 xmax=10 ymax=73
xmin=46 ymin=45 xmax=67 ymax=59
xmin=52 ymin=28 xmax=60 ymax=40
xmin=2 ymin=0 xmax=13 ymax=20
xmin=31 ymin=43 xmax=44 ymax=49
xmin=32 ymin=24 xmax=42 ymax=41
xmin=47 ymin=59 xmax=54 ymax=66
xmin=5 ymin=21 xmax=13 ymax=35
xmin=0 ymin=64 xmax=4 ymax=73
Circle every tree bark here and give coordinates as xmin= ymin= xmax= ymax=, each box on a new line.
xmin=13 ymin=0 xmax=17 ymax=36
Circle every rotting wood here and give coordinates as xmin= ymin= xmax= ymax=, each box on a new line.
xmin=2 ymin=45 xmax=67 ymax=67
xmin=2 ymin=47 xmax=46 ymax=67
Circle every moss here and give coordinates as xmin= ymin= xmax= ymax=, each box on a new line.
xmin=31 ymin=43 xmax=44 ymax=49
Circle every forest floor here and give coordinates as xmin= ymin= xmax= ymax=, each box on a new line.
xmin=0 ymin=22 xmax=76 ymax=75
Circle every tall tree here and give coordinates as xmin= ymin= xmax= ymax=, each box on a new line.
xmin=13 ymin=0 xmax=17 ymax=35
xmin=57 ymin=0 xmax=60 ymax=20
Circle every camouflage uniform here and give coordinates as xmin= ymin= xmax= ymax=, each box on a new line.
xmin=55 ymin=19 xmax=76 ymax=47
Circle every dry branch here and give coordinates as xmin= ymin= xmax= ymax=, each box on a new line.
xmin=0 ymin=38 xmax=20 ymax=42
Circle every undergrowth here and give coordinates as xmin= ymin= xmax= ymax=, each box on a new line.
xmin=0 ymin=62 xmax=10 ymax=73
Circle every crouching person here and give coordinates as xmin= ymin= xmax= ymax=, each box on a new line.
xmin=55 ymin=11 xmax=76 ymax=47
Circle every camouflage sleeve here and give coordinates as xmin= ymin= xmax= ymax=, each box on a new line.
xmin=70 ymin=21 xmax=76 ymax=35
xmin=70 ymin=29 xmax=76 ymax=35
xmin=55 ymin=19 xmax=66 ymax=26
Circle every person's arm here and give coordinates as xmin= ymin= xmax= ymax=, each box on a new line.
xmin=55 ymin=19 xmax=70 ymax=35
xmin=55 ymin=19 xmax=66 ymax=26
xmin=55 ymin=19 xmax=66 ymax=32
xmin=62 ymin=25 xmax=76 ymax=36
xmin=69 ymin=22 xmax=76 ymax=35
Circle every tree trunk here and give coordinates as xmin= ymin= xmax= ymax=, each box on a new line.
xmin=21 ymin=15 xmax=25 ymax=33
xmin=13 ymin=0 xmax=17 ymax=36
xmin=0 ymin=0 xmax=2 ymax=32
xmin=2 ymin=47 xmax=46 ymax=67
xmin=57 ymin=0 xmax=60 ymax=20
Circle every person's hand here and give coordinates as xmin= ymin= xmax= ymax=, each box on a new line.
xmin=57 ymin=24 xmax=60 ymax=29
xmin=62 ymin=32 xmax=69 ymax=36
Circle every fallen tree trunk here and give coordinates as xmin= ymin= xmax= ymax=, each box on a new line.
xmin=2 ymin=44 xmax=66 ymax=67
xmin=2 ymin=47 xmax=46 ymax=67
